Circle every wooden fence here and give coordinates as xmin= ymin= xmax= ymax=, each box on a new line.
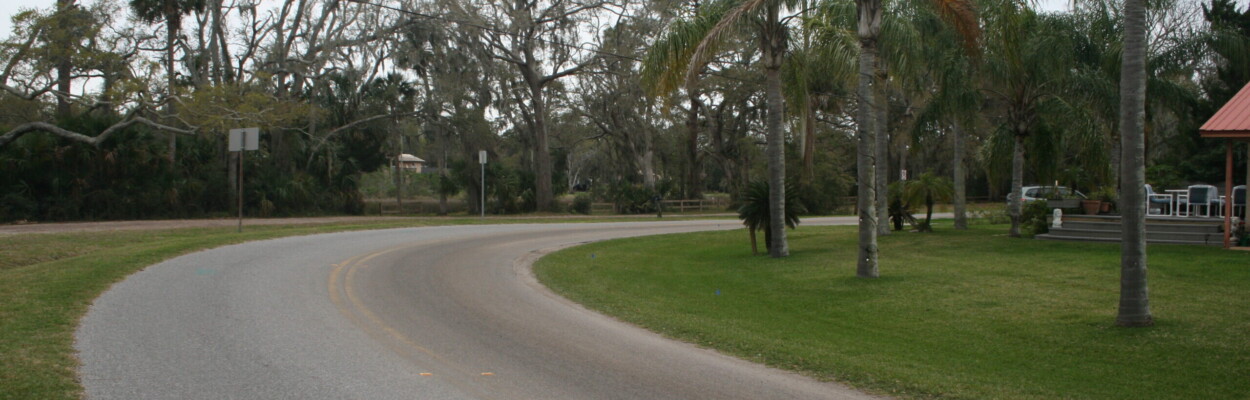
xmin=589 ymin=198 xmax=731 ymax=215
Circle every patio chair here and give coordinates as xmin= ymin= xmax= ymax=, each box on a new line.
xmin=1233 ymin=185 xmax=1246 ymax=218
xmin=1185 ymin=184 xmax=1224 ymax=217
xmin=1145 ymin=184 xmax=1174 ymax=216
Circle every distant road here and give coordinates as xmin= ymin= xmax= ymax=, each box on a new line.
xmin=0 ymin=214 xmax=735 ymax=235
xmin=76 ymin=218 xmax=886 ymax=399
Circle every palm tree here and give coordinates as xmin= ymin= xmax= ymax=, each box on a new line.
xmin=784 ymin=4 xmax=857 ymax=186
xmin=899 ymin=2 xmax=982 ymax=231
xmin=738 ymin=181 xmax=803 ymax=255
xmin=979 ymin=2 xmax=1078 ymax=237
xmin=128 ymin=0 xmax=206 ymax=162
xmin=1116 ymin=0 xmax=1152 ymax=327
xmin=887 ymin=180 xmax=917 ymax=231
xmin=851 ymin=0 xmax=977 ymax=276
xmin=902 ymin=172 xmax=953 ymax=232
xmin=643 ymin=0 xmax=799 ymax=258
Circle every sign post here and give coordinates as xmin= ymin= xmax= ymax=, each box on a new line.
xmin=479 ymin=150 xmax=487 ymax=218
xmin=229 ymin=128 xmax=260 ymax=232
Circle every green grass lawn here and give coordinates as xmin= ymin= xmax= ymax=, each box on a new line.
xmin=535 ymin=222 xmax=1250 ymax=399
xmin=0 ymin=215 xmax=718 ymax=400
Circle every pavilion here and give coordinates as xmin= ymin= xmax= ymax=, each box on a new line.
xmin=1198 ymin=82 xmax=1250 ymax=248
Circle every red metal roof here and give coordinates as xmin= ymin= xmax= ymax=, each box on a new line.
xmin=1201 ymin=82 xmax=1250 ymax=138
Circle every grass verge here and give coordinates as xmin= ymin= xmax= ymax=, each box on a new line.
xmin=535 ymin=222 xmax=1250 ymax=399
xmin=0 ymin=216 xmax=715 ymax=400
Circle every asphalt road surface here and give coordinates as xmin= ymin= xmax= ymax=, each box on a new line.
xmin=76 ymin=218 xmax=882 ymax=399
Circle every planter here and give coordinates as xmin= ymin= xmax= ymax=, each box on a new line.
xmin=1100 ymin=201 xmax=1113 ymax=213
xmin=1081 ymin=200 xmax=1101 ymax=215
xmin=1047 ymin=199 xmax=1082 ymax=209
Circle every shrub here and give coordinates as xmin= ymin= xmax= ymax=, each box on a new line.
xmin=1020 ymin=200 xmax=1052 ymax=237
xmin=969 ymin=207 xmax=1012 ymax=225
xmin=570 ymin=193 xmax=592 ymax=215
xmin=597 ymin=182 xmax=657 ymax=214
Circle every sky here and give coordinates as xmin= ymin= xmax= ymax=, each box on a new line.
xmin=0 ymin=0 xmax=1077 ymax=43
xmin=1 ymin=0 xmax=54 ymax=39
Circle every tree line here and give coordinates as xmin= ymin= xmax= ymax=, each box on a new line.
xmin=0 ymin=0 xmax=1244 ymax=239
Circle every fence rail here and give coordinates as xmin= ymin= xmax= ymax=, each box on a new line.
xmin=588 ymin=198 xmax=730 ymax=215
xmin=661 ymin=198 xmax=729 ymax=212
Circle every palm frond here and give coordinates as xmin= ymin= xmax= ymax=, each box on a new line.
xmin=686 ymin=0 xmax=770 ymax=89
xmin=640 ymin=0 xmax=738 ymax=97
xmin=927 ymin=0 xmax=981 ymax=56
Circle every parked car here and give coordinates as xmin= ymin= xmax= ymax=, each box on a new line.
xmin=1011 ymin=186 xmax=1087 ymax=202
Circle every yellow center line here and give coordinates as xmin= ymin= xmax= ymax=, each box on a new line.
xmin=326 ymin=238 xmax=488 ymax=380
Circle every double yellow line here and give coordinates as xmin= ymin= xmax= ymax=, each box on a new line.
xmin=326 ymin=241 xmax=500 ymax=387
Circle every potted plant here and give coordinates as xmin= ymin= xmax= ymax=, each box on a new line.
xmin=1095 ymin=186 xmax=1118 ymax=214
xmin=1081 ymin=198 xmax=1102 ymax=215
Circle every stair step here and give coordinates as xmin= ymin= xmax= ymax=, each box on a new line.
xmin=1035 ymin=234 xmax=1224 ymax=246
xmin=1038 ymin=214 xmax=1235 ymax=246
xmin=1047 ymin=228 xmax=1226 ymax=242
xmin=1058 ymin=221 xmax=1220 ymax=234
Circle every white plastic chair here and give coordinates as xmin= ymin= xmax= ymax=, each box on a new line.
xmin=1145 ymin=184 xmax=1173 ymax=216
xmin=1186 ymin=185 xmax=1223 ymax=217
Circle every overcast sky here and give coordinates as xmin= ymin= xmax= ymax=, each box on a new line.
xmin=0 ymin=0 xmax=1078 ymax=43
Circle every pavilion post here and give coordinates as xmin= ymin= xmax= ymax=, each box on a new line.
xmin=1225 ymin=141 xmax=1233 ymax=248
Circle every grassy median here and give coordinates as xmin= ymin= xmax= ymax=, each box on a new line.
xmin=535 ymin=223 xmax=1250 ymax=399
xmin=0 ymin=215 xmax=714 ymax=400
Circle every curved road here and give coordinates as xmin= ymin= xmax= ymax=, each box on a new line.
xmin=76 ymin=219 xmax=880 ymax=399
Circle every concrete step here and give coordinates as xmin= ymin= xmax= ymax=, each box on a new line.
xmin=1059 ymin=220 xmax=1221 ymax=234
xmin=1046 ymin=227 xmax=1226 ymax=243
xmin=1040 ymin=214 xmax=1234 ymax=246
xmin=1035 ymin=233 xmax=1224 ymax=246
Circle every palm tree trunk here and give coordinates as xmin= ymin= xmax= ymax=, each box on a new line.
xmin=856 ymin=0 xmax=881 ymax=278
xmin=749 ymin=228 xmax=758 ymax=255
xmin=801 ymin=98 xmax=816 ymax=185
xmin=1116 ymin=0 xmax=1152 ymax=327
xmin=1009 ymin=134 xmax=1025 ymax=237
xmin=855 ymin=40 xmax=879 ymax=278
xmin=762 ymin=5 xmax=789 ymax=258
xmin=764 ymin=65 xmax=789 ymax=258
xmin=763 ymin=222 xmax=774 ymax=253
xmin=925 ymin=197 xmax=934 ymax=230
xmin=875 ymin=61 xmax=890 ymax=236
xmin=953 ymin=121 xmax=968 ymax=230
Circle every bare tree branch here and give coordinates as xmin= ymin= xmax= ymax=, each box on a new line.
xmin=0 ymin=114 xmax=195 ymax=148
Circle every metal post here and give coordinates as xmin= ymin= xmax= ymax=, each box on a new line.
xmin=479 ymin=150 xmax=486 ymax=218
xmin=238 ymin=150 xmax=244 ymax=233
xmin=228 ymin=127 xmax=259 ymax=233
xmin=480 ymin=161 xmax=485 ymax=218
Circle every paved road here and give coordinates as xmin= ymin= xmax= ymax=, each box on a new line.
xmin=1 ymin=214 xmax=736 ymax=235
xmin=76 ymin=218 xmax=882 ymax=399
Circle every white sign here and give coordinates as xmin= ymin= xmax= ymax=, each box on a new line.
xmin=479 ymin=150 xmax=487 ymax=164
xmin=900 ymin=169 xmax=908 ymax=180
xmin=229 ymin=127 xmax=260 ymax=151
